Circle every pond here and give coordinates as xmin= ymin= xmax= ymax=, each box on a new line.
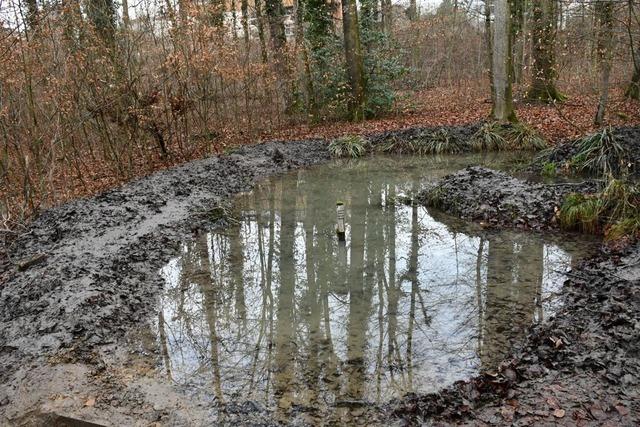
xmin=153 ymin=154 xmax=598 ymax=421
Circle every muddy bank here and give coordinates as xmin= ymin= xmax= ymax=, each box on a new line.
xmin=0 ymin=139 xmax=331 ymax=425
xmin=530 ymin=126 xmax=640 ymax=178
xmin=417 ymin=166 xmax=599 ymax=230
xmin=366 ymin=123 xmax=482 ymax=148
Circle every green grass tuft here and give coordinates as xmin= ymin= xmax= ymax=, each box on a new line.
xmin=541 ymin=161 xmax=557 ymax=177
xmin=471 ymin=122 xmax=547 ymax=152
xmin=569 ymin=127 xmax=630 ymax=178
xmin=559 ymin=179 xmax=640 ymax=240
xmin=329 ymin=135 xmax=368 ymax=158
xmin=379 ymin=129 xmax=468 ymax=155
xmin=470 ymin=122 xmax=508 ymax=151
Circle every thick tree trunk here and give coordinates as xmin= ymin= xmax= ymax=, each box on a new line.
xmin=25 ymin=0 xmax=39 ymax=34
xmin=341 ymin=0 xmax=366 ymax=121
xmin=527 ymin=0 xmax=564 ymax=102
xmin=408 ymin=0 xmax=417 ymax=21
xmin=255 ymin=0 xmax=269 ymax=63
xmin=122 ymin=0 xmax=130 ymax=30
xmin=492 ymin=0 xmax=517 ymax=122
xmin=241 ymin=0 xmax=249 ymax=46
xmin=594 ymin=0 xmax=615 ymax=125
xmin=510 ymin=0 xmax=525 ymax=84
xmin=294 ymin=0 xmax=315 ymax=117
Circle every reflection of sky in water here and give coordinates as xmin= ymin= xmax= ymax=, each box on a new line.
xmin=155 ymin=155 xmax=595 ymax=411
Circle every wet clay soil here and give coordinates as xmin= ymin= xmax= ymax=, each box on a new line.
xmin=1 ymin=127 xmax=639 ymax=426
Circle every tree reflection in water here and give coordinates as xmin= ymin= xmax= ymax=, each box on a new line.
xmin=155 ymin=156 xmax=595 ymax=418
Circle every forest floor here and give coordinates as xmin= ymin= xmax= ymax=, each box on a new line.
xmin=4 ymin=87 xmax=639 ymax=230
xmin=0 ymin=96 xmax=639 ymax=425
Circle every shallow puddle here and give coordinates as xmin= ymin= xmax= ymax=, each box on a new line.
xmin=154 ymin=154 xmax=598 ymax=418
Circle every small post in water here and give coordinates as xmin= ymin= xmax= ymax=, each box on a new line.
xmin=336 ymin=201 xmax=346 ymax=242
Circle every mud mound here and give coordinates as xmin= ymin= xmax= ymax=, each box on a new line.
xmin=531 ymin=126 xmax=640 ymax=178
xmin=418 ymin=166 xmax=599 ymax=230
xmin=367 ymin=123 xmax=482 ymax=149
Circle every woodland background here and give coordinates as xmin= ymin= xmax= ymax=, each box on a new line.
xmin=0 ymin=0 xmax=639 ymax=226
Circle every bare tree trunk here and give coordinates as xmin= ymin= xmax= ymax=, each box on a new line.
xmin=527 ymin=0 xmax=564 ymax=101
xmin=625 ymin=42 xmax=640 ymax=100
xmin=122 ymin=0 xmax=130 ymax=30
xmin=341 ymin=0 xmax=366 ymax=121
xmin=594 ymin=0 xmax=615 ymax=125
xmin=510 ymin=0 xmax=525 ymax=84
xmin=484 ymin=0 xmax=496 ymax=115
xmin=294 ymin=0 xmax=316 ymax=117
xmin=408 ymin=0 xmax=417 ymax=21
xmin=381 ymin=0 xmax=393 ymax=33
xmin=492 ymin=0 xmax=517 ymax=122
xmin=25 ymin=0 xmax=39 ymax=34
xmin=241 ymin=0 xmax=249 ymax=46
xmin=255 ymin=0 xmax=269 ymax=63
xmin=265 ymin=0 xmax=292 ymax=109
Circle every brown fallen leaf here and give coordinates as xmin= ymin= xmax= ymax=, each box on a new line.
xmin=615 ymin=405 xmax=629 ymax=416
xmin=546 ymin=396 xmax=560 ymax=409
xmin=549 ymin=336 xmax=563 ymax=349
xmin=553 ymin=408 xmax=566 ymax=418
xmin=84 ymin=397 xmax=96 ymax=407
xmin=500 ymin=406 xmax=515 ymax=422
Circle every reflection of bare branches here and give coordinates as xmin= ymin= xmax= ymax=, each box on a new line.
xmin=153 ymin=157 xmax=587 ymax=414
xmin=158 ymin=305 xmax=173 ymax=381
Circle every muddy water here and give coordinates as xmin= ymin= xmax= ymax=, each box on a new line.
xmin=154 ymin=154 xmax=598 ymax=419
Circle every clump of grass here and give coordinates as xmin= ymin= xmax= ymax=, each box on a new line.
xmin=470 ymin=122 xmax=508 ymax=151
xmin=471 ymin=122 xmax=547 ymax=152
xmin=559 ymin=193 xmax=605 ymax=234
xmin=422 ymin=128 xmax=468 ymax=154
xmin=379 ymin=129 xmax=468 ymax=155
xmin=569 ymin=127 xmax=631 ymax=178
xmin=559 ymin=179 xmax=640 ymax=240
xmin=503 ymin=123 xmax=547 ymax=150
xmin=329 ymin=135 xmax=368 ymax=158
xmin=541 ymin=161 xmax=557 ymax=177
xmin=607 ymin=217 xmax=640 ymax=241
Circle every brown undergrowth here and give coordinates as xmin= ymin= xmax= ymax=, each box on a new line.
xmin=2 ymin=86 xmax=638 ymax=231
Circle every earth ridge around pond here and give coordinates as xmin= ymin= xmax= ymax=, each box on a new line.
xmin=417 ymin=165 xmax=601 ymax=231
xmin=0 ymin=128 xmax=637 ymax=426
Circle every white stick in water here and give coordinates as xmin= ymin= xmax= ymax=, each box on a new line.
xmin=336 ymin=201 xmax=346 ymax=241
